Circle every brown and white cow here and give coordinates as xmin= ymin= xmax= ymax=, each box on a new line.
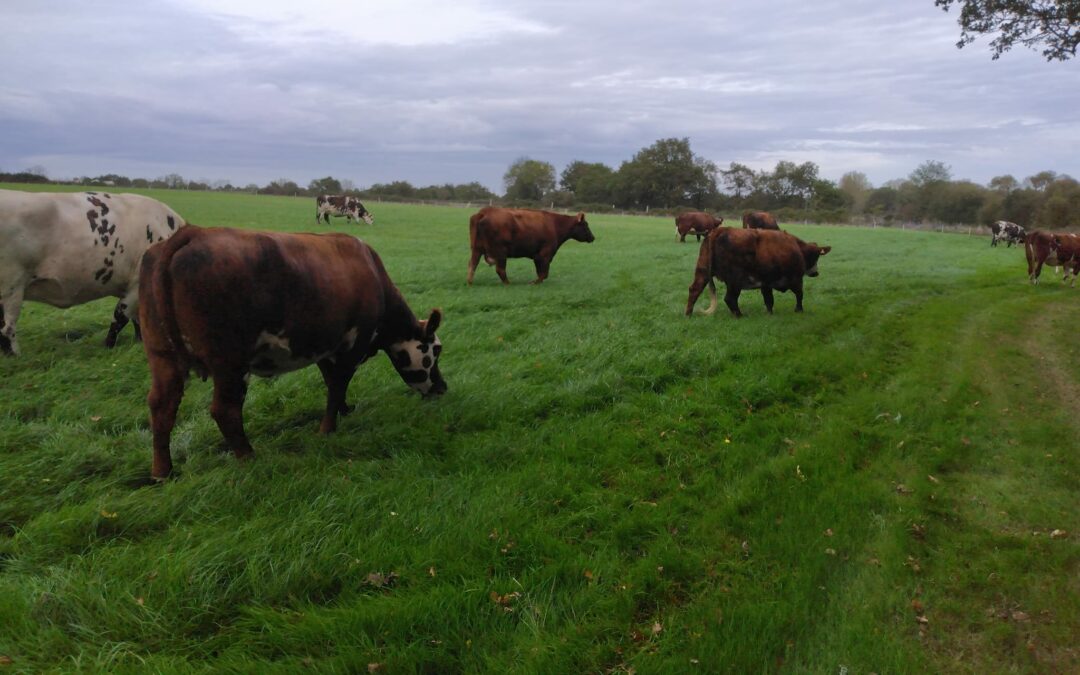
xmin=675 ymin=212 xmax=724 ymax=243
xmin=138 ymin=225 xmax=445 ymax=480
xmin=990 ymin=221 xmax=1026 ymax=248
xmin=1025 ymin=230 xmax=1080 ymax=285
xmin=0 ymin=189 xmax=186 ymax=354
xmin=315 ymin=194 xmax=374 ymax=225
xmin=686 ymin=227 xmax=831 ymax=317
xmin=467 ymin=207 xmax=595 ymax=284
xmin=742 ymin=210 xmax=780 ymax=230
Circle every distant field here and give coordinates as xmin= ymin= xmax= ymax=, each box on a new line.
xmin=1 ymin=185 xmax=1078 ymax=672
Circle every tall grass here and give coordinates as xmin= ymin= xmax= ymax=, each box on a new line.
xmin=1 ymin=186 xmax=1077 ymax=672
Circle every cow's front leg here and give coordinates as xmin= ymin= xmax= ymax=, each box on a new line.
xmin=724 ymin=286 xmax=743 ymax=317
xmin=209 ymin=368 xmax=254 ymax=461
xmin=761 ymin=287 xmax=775 ymax=314
xmin=530 ymin=255 xmax=551 ymax=284
xmin=147 ymin=353 xmax=186 ymax=480
xmin=0 ymin=284 xmax=26 ymax=356
xmin=792 ymin=281 xmax=805 ymax=312
xmin=494 ymin=255 xmax=510 ymax=284
xmin=317 ymin=359 xmax=358 ymax=434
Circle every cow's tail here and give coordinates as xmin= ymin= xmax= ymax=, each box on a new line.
xmin=688 ymin=229 xmax=719 ymax=315
xmin=469 ymin=211 xmax=495 ymax=265
xmin=146 ymin=226 xmax=199 ymax=361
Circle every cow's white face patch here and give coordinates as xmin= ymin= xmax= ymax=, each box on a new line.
xmin=388 ymin=336 xmax=443 ymax=395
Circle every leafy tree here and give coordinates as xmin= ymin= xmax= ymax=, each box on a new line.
xmin=935 ymin=0 xmax=1080 ymax=61
xmin=503 ymin=158 xmax=556 ymax=201
xmin=158 ymin=173 xmax=186 ymax=189
xmin=613 ymin=138 xmax=717 ymax=208
xmin=839 ymin=171 xmax=873 ymax=213
xmin=309 ymin=176 xmax=343 ymax=194
xmin=721 ymin=162 xmax=755 ymax=199
xmin=989 ymin=174 xmax=1019 ymax=193
xmin=560 ymin=161 xmax=606 ymax=193
xmin=909 ymin=160 xmax=952 ymax=187
xmin=928 ymin=180 xmax=988 ymax=224
xmin=1025 ymin=170 xmax=1058 ymax=190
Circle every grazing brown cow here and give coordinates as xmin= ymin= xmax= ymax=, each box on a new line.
xmin=1025 ymin=230 xmax=1080 ymax=285
xmin=742 ymin=211 xmax=780 ymax=230
xmin=675 ymin=212 xmax=724 ymax=243
xmin=138 ymin=226 xmax=446 ymax=480
xmin=685 ymin=227 xmax=831 ymax=317
xmin=467 ymin=207 xmax=595 ymax=284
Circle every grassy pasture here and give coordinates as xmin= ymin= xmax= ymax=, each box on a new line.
xmin=1 ymin=185 xmax=1078 ymax=673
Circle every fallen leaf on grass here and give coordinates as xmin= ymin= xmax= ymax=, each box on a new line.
xmin=894 ymin=484 xmax=913 ymax=495
xmin=824 ymin=528 xmax=834 ymax=537
xmin=915 ymin=615 xmax=929 ymax=625
xmin=490 ymin=591 xmax=521 ymax=611
xmin=99 ymin=509 xmax=118 ymax=519
xmin=368 ymin=664 xmax=383 ymax=673
xmin=364 ymin=572 xmax=399 ymax=589
xmin=428 ymin=567 xmax=436 ymax=577
xmin=927 ymin=475 xmax=939 ymax=484
xmin=90 ymin=416 xmax=102 ymax=422
xmin=135 ymin=597 xmax=144 ymax=606
xmin=1050 ymin=529 xmax=1068 ymax=539
xmin=0 ymin=655 xmax=13 ymax=665
xmin=652 ymin=621 xmax=663 ymax=635
xmin=1011 ymin=611 xmax=1031 ymax=623
xmin=911 ymin=599 xmax=924 ymax=613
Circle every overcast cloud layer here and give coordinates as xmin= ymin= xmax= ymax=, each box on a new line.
xmin=3 ymin=0 xmax=1078 ymax=191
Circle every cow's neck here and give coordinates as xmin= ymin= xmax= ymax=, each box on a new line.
xmin=373 ymin=288 xmax=420 ymax=350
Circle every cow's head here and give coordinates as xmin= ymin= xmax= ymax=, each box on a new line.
xmin=349 ymin=198 xmax=374 ymax=225
xmin=801 ymin=243 xmax=832 ymax=277
xmin=387 ymin=309 xmax=446 ymax=398
xmin=570 ymin=213 xmax=595 ymax=243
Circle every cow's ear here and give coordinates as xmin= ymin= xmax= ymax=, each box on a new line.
xmin=820 ymin=246 xmax=832 ymax=255
xmin=424 ymin=309 xmax=442 ymax=339
xmin=576 ymin=213 xmax=586 ymax=223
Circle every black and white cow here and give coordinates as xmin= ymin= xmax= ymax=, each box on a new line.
xmin=315 ymin=195 xmax=374 ymax=225
xmin=0 ymin=189 xmax=186 ymax=354
xmin=990 ymin=221 xmax=1026 ymax=248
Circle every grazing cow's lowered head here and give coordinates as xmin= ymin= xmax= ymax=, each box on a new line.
xmin=569 ymin=213 xmax=596 ymax=243
xmin=387 ymin=309 xmax=447 ymax=398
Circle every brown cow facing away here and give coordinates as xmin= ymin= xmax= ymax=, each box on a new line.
xmin=742 ymin=211 xmax=779 ymax=230
xmin=1025 ymin=230 xmax=1080 ymax=285
xmin=467 ymin=207 xmax=595 ymax=284
xmin=139 ymin=226 xmax=446 ymax=480
xmin=686 ymin=228 xmax=831 ymax=317
xmin=675 ymin=212 xmax=724 ymax=243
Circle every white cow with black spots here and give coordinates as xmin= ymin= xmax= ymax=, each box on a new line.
xmin=0 ymin=189 xmax=186 ymax=355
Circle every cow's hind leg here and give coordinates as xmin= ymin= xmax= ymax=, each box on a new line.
xmin=317 ymin=359 xmax=358 ymax=434
xmin=104 ymin=287 xmax=141 ymax=347
xmin=209 ymin=368 xmax=254 ymax=462
xmin=0 ymin=284 xmax=26 ymax=356
xmin=761 ymin=287 xmax=775 ymax=314
xmin=147 ymin=354 xmax=186 ymax=480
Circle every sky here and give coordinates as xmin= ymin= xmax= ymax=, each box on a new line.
xmin=2 ymin=0 xmax=1078 ymax=192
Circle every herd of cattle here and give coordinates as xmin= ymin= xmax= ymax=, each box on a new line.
xmin=0 ymin=188 xmax=1071 ymax=478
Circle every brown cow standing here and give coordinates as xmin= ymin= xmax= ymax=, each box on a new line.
xmin=742 ymin=211 xmax=780 ymax=230
xmin=138 ymin=226 xmax=446 ymax=480
xmin=675 ymin=212 xmax=724 ymax=243
xmin=1025 ymin=230 xmax=1080 ymax=284
xmin=467 ymin=207 xmax=595 ymax=284
xmin=686 ymin=227 xmax=831 ymax=317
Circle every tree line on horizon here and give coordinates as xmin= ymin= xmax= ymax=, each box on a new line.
xmin=4 ymin=137 xmax=1078 ymax=228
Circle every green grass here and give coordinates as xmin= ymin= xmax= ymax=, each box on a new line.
xmin=1 ymin=185 xmax=1078 ymax=673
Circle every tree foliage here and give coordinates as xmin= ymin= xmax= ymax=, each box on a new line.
xmin=614 ymin=138 xmax=717 ymax=209
xmin=503 ymin=158 xmax=556 ymax=201
xmin=935 ymin=0 xmax=1080 ymax=60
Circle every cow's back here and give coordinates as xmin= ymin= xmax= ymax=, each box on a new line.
xmin=0 ymin=190 xmax=184 ymax=306
xmin=712 ymin=228 xmax=805 ymax=282
xmin=144 ymin=227 xmax=386 ymax=364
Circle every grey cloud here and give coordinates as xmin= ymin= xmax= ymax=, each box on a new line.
xmin=1 ymin=0 xmax=1077 ymax=189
